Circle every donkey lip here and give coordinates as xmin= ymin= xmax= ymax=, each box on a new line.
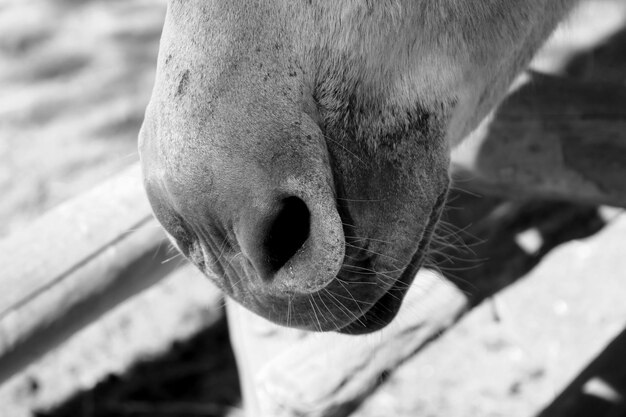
xmin=335 ymin=192 xmax=447 ymax=335
xmin=335 ymin=252 xmax=424 ymax=334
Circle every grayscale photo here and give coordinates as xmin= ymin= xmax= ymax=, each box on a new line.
xmin=1 ymin=0 xmax=625 ymax=416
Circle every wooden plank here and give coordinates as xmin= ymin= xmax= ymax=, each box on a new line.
xmin=0 ymin=165 xmax=150 ymax=311
xmin=0 ymin=164 xmax=180 ymax=384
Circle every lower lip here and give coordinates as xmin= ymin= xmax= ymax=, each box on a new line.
xmin=336 ymin=250 xmax=425 ymax=334
xmin=335 ymin=194 xmax=446 ymax=334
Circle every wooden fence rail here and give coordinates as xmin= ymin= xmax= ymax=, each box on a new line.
xmin=0 ymin=166 xmax=179 ymax=385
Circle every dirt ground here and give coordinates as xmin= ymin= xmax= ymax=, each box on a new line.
xmin=1 ymin=1 xmax=625 ymax=416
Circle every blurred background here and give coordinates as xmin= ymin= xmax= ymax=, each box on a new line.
xmin=0 ymin=0 xmax=163 ymax=238
xmin=0 ymin=0 xmax=625 ymax=416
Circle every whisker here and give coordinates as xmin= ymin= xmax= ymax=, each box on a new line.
xmin=343 ymin=263 xmax=405 ymax=275
xmin=332 ymin=280 xmax=368 ymax=316
xmin=308 ymin=298 xmax=323 ymax=332
xmin=344 ymin=235 xmax=394 ymax=245
xmin=152 ymin=238 xmax=166 ymax=260
xmin=324 ymin=134 xmax=367 ymax=167
xmin=287 ymin=294 xmax=293 ymax=328
xmin=345 ymin=242 xmax=404 ymax=264
xmin=335 ymin=277 xmax=379 ymax=285
xmin=315 ymin=292 xmax=339 ymax=325
xmin=336 ymin=197 xmax=386 ymax=203
xmin=161 ymin=253 xmax=182 ymax=264
xmin=324 ymin=288 xmax=367 ymax=327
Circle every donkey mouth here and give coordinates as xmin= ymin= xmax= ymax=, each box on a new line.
xmin=336 ymin=193 xmax=446 ymax=335
xmin=335 ymin=244 xmax=428 ymax=334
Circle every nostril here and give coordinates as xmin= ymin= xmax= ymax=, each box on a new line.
xmin=264 ymin=196 xmax=310 ymax=272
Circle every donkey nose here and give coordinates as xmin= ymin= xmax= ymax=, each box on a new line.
xmin=263 ymin=196 xmax=311 ymax=273
xmin=232 ymin=183 xmax=345 ymax=293
xmin=238 ymin=196 xmax=311 ymax=281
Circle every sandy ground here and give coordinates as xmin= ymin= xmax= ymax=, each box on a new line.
xmin=0 ymin=0 xmax=164 ymax=238
xmin=0 ymin=1 xmax=625 ymax=416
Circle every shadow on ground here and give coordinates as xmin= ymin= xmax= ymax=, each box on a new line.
xmin=37 ymin=317 xmax=241 ymax=417
xmin=537 ymin=326 xmax=626 ymax=417
xmin=431 ymin=188 xmax=626 ymax=417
